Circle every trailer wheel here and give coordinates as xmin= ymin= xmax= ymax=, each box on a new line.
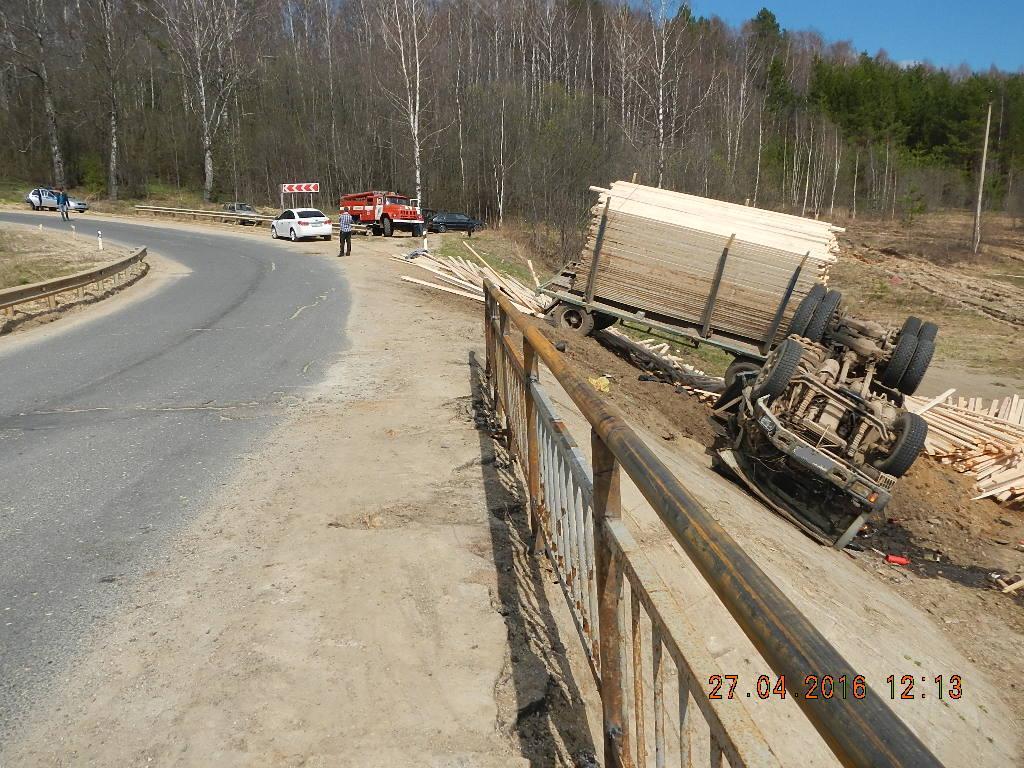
xmin=752 ymin=338 xmax=803 ymax=401
xmin=787 ymin=284 xmax=826 ymax=337
xmin=802 ymin=289 xmax=841 ymax=342
xmin=553 ymin=304 xmax=595 ymax=336
xmin=725 ymin=358 xmax=762 ymax=388
xmin=382 ymin=217 xmax=394 ymax=237
xmin=917 ymin=320 xmax=938 ymax=344
xmin=873 ymin=412 xmax=927 ymax=477
xmin=898 ymin=338 xmax=934 ymax=395
xmin=880 ymin=331 xmax=917 ymax=388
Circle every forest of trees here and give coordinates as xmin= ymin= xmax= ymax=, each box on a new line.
xmin=2 ymin=0 xmax=1022 ymax=253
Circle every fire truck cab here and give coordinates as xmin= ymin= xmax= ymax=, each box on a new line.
xmin=339 ymin=190 xmax=424 ymax=237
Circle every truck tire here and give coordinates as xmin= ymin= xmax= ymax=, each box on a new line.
xmin=900 ymin=316 xmax=922 ymax=338
xmin=787 ymin=284 xmax=826 ymax=337
xmin=898 ymin=338 xmax=934 ymax=395
xmin=917 ymin=321 xmax=938 ymax=344
xmin=382 ymin=217 xmax=394 ymax=237
xmin=880 ymin=331 xmax=917 ymax=388
xmin=802 ymin=289 xmax=841 ymax=342
xmin=752 ymin=338 xmax=803 ymax=401
xmin=553 ymin=304 xmax=595 ymax=336
xmin=873 ymin=412 xmax=927 ymax=477
xmin=725 ymin=357 xmax=762 ymax=387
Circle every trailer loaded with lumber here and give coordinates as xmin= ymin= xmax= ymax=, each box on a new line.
xmin=546 ymin=181 xmax=938 ymax=547
xmin=539 ymin=181 xmax=841 ymax=368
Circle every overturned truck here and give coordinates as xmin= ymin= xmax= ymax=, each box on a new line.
xmin=541 ymin=182 xmax=935 ymax=547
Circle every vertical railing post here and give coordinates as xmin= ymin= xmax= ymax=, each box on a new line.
xmin=592 ymin=427 xmax=629 ymax=766
xmin=523 ymin=337 xmax=542 ymax=549
xmin=498 ymin=309 xmax=511 ymax=436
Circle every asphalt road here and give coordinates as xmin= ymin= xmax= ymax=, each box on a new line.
xmin=0 ymin=211 xmax=349 ymax=737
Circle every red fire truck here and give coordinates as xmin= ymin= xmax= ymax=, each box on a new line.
xmin=339 ymin=190 xmax=424 ymax=237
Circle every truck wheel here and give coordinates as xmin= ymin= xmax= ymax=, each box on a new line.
xmin=880 ymin=331 xmax=917 ymax=388
xmin=873 ymin=412 xmax=927 ymax=477
xmin=382 ymin=217 xmax=393 ymax=237
xmin=553 ymin=304 xmax=595 ymax=336
xmin=752 ymin=338 xmax=803 ymax=401
xmin=900 ymin=316 xmax=922 ymax=338
xmin=725 ymin=358 xmax=762 ymax=387
xmin=802 ymin=289 xmax=841 ymax=342
xmin=787 ymin=284 xmax=826 ymax=337
xmin=898 ymin=338 xmax=934 ymax=395
xmin=917 ymin=321 xmax=938 ymax=344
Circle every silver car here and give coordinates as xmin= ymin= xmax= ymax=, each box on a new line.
xmin=25 ymin=188 xmax=89 ymax=213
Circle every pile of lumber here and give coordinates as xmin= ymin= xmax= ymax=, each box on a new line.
xmin=597 ymin=328 xmax=724 ymax=402
xmin=907 ymin=389 xmax=1024 ymax=507
xmin=577 ymin=182 xmax=843 ymax=345
xmin=397 ymin=241 xmax=550 ymax=316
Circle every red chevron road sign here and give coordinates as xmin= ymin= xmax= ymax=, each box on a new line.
xmin=281 ymin=182 xmax=319 ymax=193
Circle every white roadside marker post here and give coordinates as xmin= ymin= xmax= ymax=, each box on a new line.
xmin=71 ymin=224 xmax=76 ymax=239
xmin=97 ymin=230 xmax=103 ymax=251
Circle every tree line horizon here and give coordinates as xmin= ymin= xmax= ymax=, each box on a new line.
xmin=2 ymin=0 xmax=1021 ymax=255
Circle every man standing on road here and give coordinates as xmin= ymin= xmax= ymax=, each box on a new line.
xmin=57 ymin=188 xmax=69 ymax=221
xmin=338 ymin=207 xmax=353 ymax=257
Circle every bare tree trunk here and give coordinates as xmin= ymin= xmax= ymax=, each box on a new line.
xmin=852 ymin=149 xmax=859 ymax=219
xmin=108 ymin=106 xmax=119 ymax=199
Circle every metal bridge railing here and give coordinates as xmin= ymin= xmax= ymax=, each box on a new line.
xmin=483 ymin=280 xmax=943 ymax=768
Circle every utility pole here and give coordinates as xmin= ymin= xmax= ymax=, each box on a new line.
xmin=973 ymin=101 xmax=993 ymax=255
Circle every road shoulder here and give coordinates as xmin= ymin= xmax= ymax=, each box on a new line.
xmin=1 ymin=238 xmax=596 ymax=767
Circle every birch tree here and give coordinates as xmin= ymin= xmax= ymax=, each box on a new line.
xmin=150 ymin=0 xmax=256 ymax=201
xmin=0 ymin=0 xmax=67 ymax=188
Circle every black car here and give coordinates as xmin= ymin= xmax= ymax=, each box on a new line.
xmin=428 ymin=212 xmax=483 ymax=234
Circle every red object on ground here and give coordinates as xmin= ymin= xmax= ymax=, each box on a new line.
xmin=885 ymin=554 xmax=910 ymax=566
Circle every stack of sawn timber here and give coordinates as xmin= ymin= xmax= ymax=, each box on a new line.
xmin=906 ymin=390 xmax=1024 ymax=507
xmin=578 ymin=182 xmax=842 ymax=345
xmin=397 ymin=241 xmax=550 ymax=316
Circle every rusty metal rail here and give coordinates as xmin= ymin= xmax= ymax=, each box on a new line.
xmin=483 ymin=281 xmax=943 ymax=768
xmin=0 ymin=247 xmax=148 ymax=315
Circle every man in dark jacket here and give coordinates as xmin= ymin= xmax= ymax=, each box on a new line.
xmin=57 ymin=188 xmax=69 ymax=221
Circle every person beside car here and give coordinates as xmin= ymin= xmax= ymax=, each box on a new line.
xmin=58 ymin=189 xmax=71 ymax=220
xmin=338 ymin=207 xmax=353 ymax=257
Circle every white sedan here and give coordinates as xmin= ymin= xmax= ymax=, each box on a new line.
xmin=270 ymin=209 xmax=332 ymax=241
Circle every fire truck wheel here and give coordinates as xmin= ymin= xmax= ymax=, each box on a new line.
xmin=752 ymin=338 xmax=803 ymax=401
xmin=873 ymin=412 xmax=927 ymax=477
xmin=802 ymin=289 xmax=842 ymax=342
xmin=880 ymin=331 xmax=917 ymax=388
xmin=897 ymin=338 xmax=934 ymax=396
xmin=382 ymin=217 xmax=394 ymax=237
xmin=553 ymin=304 xmax=595 ymax=336
xmin=786 ymin=284 xmax=826 ymax=337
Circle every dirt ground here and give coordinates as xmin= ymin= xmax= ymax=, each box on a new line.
xmin=0 ymin=222 xmax=141 ymax=335
xmin=0 ymin=224 xmax=127 ymax=289
xmin=0 ymin=226 xmax=600 ymax=767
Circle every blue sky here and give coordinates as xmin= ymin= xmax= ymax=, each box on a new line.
xmin=685 ymin=1 xmax=1023 ymax=72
